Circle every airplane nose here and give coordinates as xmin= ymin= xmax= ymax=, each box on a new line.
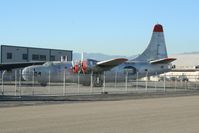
xmin=22 ymin=67 xmax=33 ymax=81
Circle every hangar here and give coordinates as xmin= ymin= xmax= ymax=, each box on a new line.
xmin=0 ymin=45 xmax=72 ymax=63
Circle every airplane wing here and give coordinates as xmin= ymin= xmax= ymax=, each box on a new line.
xmin=150 ymin=58 xmax=176 ymax=64
xmin=92 ymin=58 xmax=128 ymax=73
xmin=0 ymin=61 xmax=45 ymax=71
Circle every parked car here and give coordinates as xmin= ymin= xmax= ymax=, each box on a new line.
xmin=169 ymin=76 xmax=178 ymax=81
xmin=177 ymin=75 xmax=189 ymax=82
xmin=158 ymin=76 xmax=170 ymax=81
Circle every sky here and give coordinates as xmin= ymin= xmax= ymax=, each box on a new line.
xmin=0 ymin=0 xmax=199 ymax=56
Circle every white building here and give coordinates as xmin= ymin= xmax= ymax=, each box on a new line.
xmin=146 ymin=53 xmax=199 ymax=82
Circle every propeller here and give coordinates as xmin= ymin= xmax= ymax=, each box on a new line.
xmin=72 ymin=52 xmax=88 ymax=74
xmin=81 ymin=52 xmax=84 ymax=63
xmin=72 ymin=60 xmax=79 ymax=73
xmin=81 ymin=60 xmax=87 ymax=73
xmin=80 ymin=52 xmax=88 ymax=74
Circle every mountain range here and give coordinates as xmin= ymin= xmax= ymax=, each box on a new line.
xmin=73 ymin=52 xmax=136 ymax=61
xmin=73 ymin=52 xmax=199 ymax=67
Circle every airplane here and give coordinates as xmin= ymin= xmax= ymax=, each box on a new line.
xmin=22 ymin=24 xmax=176 ymax=86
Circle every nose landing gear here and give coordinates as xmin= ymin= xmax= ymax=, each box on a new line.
xmin=93 ymin=76 xmax=103 ymax=87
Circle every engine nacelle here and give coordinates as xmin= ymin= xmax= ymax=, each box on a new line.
xmin=73 ymin=63 xmax=79 ymax=73
xmin=72 ymin=59 xmax=98 ymax=74
xmin=81 ymin=59 xmax=98 ymax=73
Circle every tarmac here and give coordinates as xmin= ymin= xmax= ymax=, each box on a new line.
xmin=1 ymin=94 xmax=199 ymax=133
xmin=0 ymin=81 xmax=199 ymax=133
xmin=1 ymin=90 xmax=199 ymax=107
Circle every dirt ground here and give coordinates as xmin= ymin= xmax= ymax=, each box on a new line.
xmin=1 ymin=96 xmax=199 ymax=133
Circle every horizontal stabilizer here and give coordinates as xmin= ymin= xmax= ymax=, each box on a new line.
xmin=150 ymin=58 xmax=176 ymax=64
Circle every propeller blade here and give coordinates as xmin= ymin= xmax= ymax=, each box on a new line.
xmin=81 ymin=52 xmax=84 ymax=62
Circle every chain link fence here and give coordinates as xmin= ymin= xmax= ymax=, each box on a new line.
xmin=1 ymin=70 xmax=199 ymax=96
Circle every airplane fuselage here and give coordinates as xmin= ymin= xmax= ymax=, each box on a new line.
xmin=22 ymin=61 xmax=170 ymax=86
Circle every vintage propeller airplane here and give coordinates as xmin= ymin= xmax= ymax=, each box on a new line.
xmin=20 ymin=24 xmax=176 ymax=86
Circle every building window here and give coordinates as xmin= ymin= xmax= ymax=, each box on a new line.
xmin=32 ymin=54 xmax=39 ymax=60
xmin=50 ymin=55 xmax=55 ymax=61
xmin=22 ymin=54 xmax=28 ymax=60
xmin=40 ymin=55 xmax=46 ymax=61
xmin=7 ymin=53 xmax=12 ymax=59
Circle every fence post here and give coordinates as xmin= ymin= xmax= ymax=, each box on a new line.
xmin=155 ymin=72 xmax=157 ymax=91
xmin=125 ymin=72 xmax=128 ymax=92
xmin=145 ymin=72 xmax=148 ymax=92
xmin=103 ymin=71 xmax=105 ymax=93
xmin=175 ymin=77 xmax=177 ymax=92
xmin=15 ymin=70 xmax=17 ymax=96
xmin=187 ymin=77 xmax=189 ymax=90
xmin=48 ymin=70 xmax=51 ymax=95
xmin=32 ymin=70 xmax=35 ymax=96
xmin=136 ymin=72 xmax=139 ymax=91
xmin=77 ymin=72 xmax=80 ymax=94
xmin=185 ymin=80 xmax=187 ymax=91
xmin=197 ymin=74 xmax=199 ymax=89
xmin=115 ymin=71 xmax=117 ymax=88
xmin=63 ymin=68 xmax=66 ymax=96
xmin=163 ymin=73 xmax=166 ymax=92
xmin=19 ymin=69 xmax=22 ymax=97
xmin=1 ymin=70 xmax=6 ymax=95
xmin=90 ymin=71 xmax=93 ymax=93
xmin=180 ymin=78 xmax=183 ymax=90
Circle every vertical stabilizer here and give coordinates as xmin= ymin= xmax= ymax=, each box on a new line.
xmin=134 ymin=24 xmax=168 ymax=61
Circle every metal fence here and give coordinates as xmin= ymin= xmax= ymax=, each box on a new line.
xmin=1 ymin=70 xmax=199 ymax=96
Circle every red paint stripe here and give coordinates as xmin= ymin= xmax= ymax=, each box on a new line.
xmin=153 ymin=24 xmax=163 ymax=32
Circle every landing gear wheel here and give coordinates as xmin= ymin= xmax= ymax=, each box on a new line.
xmin=93 ymin=76 xmax=103 ymax=87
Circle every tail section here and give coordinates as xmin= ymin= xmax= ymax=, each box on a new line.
xmin=134 ymin=24 xmax=168 ymax=62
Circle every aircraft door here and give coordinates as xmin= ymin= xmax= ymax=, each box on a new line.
xmin=123 ymin=66 xmax=137 ymax=75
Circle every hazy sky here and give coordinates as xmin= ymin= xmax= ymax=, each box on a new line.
xmin=0 ymin=0 xmax=198 ymax=56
